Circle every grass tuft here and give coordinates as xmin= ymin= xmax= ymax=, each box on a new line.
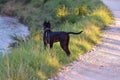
xmin=0 ymin=0 xmax=113 ymax=80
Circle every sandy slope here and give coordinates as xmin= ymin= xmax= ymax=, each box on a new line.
xmin=50 ymin=0 xmax=120 ymax=80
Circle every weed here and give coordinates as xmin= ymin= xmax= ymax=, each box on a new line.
xmin=0 ymin=0 xmax=113 ymax=80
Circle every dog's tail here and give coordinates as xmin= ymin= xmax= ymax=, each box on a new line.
xmin=67 ymin=31 xmax=83 ymax=35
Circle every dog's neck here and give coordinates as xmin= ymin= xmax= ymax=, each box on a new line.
xmin=44 ymin=28 xmax=51 ymax=31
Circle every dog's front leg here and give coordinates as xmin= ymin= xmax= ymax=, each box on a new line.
xmin=49 ymin=42 xmax=53 ymax=48
xmin=44 ymin=42 xmax=47 ymax=49
xmin=43 ymin=38 xmax=47 ymax=49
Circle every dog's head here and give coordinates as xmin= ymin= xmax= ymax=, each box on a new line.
xmin=43 ymin=21 xmax=51 ymax=30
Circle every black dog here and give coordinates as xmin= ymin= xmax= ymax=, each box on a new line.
xmin=43 ymin=21 xmax=83 ymax=56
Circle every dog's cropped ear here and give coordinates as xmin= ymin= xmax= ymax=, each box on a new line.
xmin=47 ymin=21 xmax=50 ymax=23
xmin=43 ymin=20 xmax=47 ymax=24
xmin=47 ymin=21 xmax=51 ymax=27
xmin=43 ymin=20 xmax=47 ymax=27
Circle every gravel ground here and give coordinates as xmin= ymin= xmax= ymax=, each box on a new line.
xmin=50 ymin=0 xmax=120 ymax=80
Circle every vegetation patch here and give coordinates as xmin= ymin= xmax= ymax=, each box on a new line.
xmin=0 ymin=0 xmax=113 ymax=80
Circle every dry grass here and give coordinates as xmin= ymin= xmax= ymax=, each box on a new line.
xmin=0 ymin=0 xmax=113 ymax=80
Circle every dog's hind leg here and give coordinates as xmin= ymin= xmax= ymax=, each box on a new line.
xmin=60 ymin=38 xmax=71 ymax=56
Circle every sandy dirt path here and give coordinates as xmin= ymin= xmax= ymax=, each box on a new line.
xmin=50 ymin=0 xmax=120 ymax=80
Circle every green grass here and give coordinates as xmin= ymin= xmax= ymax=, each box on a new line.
xmin=0 ymin=0 xmax=113 ymax=80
